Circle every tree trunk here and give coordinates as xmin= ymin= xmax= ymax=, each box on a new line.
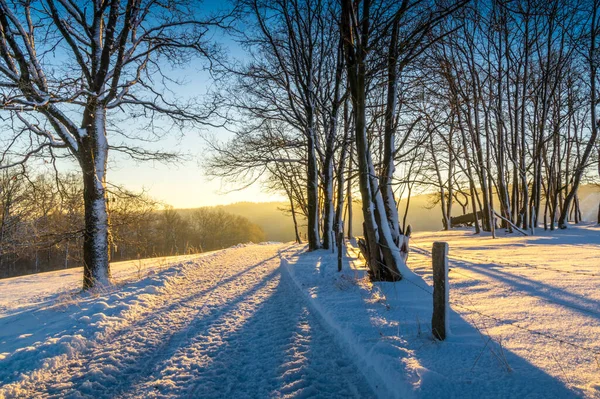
xmin=341 ymin=0 xmax=405 ymax=281
xmin=381 ymin=14 xmax=402 ymax=244
xmin=306 ymin=123 xmax=321 ymax=250
xmin=346 ymin=140 xmax=354 ymax=239
xmin=81 ymin=105 xmax=111 ymax=289
xmin=322 ymin=159 xmax=335 ymax=250
xmin=290 ymin=197 xmax=301 ymax=244
xmin=335 ymin=100 xmax=351 ymax=248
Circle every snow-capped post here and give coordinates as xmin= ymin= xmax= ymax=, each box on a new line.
xmin=432 ymin=241 xmax=449 ymax=340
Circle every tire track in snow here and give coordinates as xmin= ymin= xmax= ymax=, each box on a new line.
xmin=2 ymin=244 xmax=374 ymax=399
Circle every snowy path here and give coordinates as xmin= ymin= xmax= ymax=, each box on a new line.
xmin=1 ymin=244 xmax=374 ymax=398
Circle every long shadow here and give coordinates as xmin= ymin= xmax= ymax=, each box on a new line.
xmin=411 ymin=246 xmax=600 ymax=319
xmin=291 ymin=250 xmax=578 ymax=398
xmin=413 ymin=225 xmax=600 ymax=256
xmin=38 ymin=263 xmax=285 ymax=398
xmin=0 ymin=254 xmax=281 ymax=386
xmin=449 ymin=257 xmax=600 ymax=320
xmin=414 ymin=306 xmax=580 ymax=398
xmin=145 ymin=268 xmax=374 ymax=399
xmin=0 ymin=253 xmax=278 ymax=349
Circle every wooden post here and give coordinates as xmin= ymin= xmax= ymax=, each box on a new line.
xmin=337 ymin=221 xmax=344 ymax=272
xmin=432 ymin=241 xmax=449 ymax=340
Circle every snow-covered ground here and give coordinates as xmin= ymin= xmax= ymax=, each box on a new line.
xmin=0 ymin=253 xmax=208 ymax=318
xmin=0 ymin=243 xmax=374 ymax=398
xmin=282 ymin=224 xmax=599 ymax=398
xmin=409 ymin=224 xmax=600 ymax=397
xmin=1 ymin=226 xmax=599 ymax=398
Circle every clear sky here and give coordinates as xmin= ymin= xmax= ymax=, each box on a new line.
xmin=107 ymin=133 xmax=286 ymax=209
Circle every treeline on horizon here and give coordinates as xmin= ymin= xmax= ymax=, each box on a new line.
xmin=0 ymin=169 xmax=265 ymax=279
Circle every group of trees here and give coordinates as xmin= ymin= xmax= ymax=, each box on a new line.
xmin=208 ymin=0 xmax=600 ymax=279
xmin=419 ymin=0 xmax=600 ymax=234
xmin=0 ymin=0 xmax=229 ymax=287
xmin=0 ymin=168 xmax=264 ymax=279
xmin=209 ymin=0 xmax=462 ymax=280
xmin=1 ymin=0 xmax=598 ymax=287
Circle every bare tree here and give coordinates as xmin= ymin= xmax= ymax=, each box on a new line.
xmin=559 ymin=0 xmax=600 ymax=228
xmin=0 ymin=0 xmax=224 ymax=288
xmin=341 ymin=0 xmax=465 ymax=280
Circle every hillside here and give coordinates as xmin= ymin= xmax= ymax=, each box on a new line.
xmin=179 ymin=185 xmax=600 ymax=242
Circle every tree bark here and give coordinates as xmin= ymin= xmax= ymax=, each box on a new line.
xmin=307 ymin=122 xmax=321 ymax=250
xmin=341 ymin=0 xmax=406 ymax=281
xmin=80 ymin=105 xmax=110 ymax=289
xmin=381 ymin=14 xmax=402 ymax=244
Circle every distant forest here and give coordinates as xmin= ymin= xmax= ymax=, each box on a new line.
xmin=0 ymin=169 xmax=265 ymax=279
xmin=219 ymin=185 xmax=600 ymax=241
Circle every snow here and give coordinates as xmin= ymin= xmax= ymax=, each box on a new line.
xmin=282 ymin=224 xmax=600 ymax=398
xmin=0 ymin=253 xmax=209 ymax=318
xmin=0 ymin=244 xmax=373 ymax=398
xmin=409 ymin=224 xmax=600 ymax=397
xmin=1 ymin=227 xmax=599 ymax=398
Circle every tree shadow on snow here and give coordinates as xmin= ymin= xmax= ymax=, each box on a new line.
xmin=0 ymin=254 xmax=281 ymax=389
xmin=289 ymin=249 xmax=580 ymax=399
xmin=447 ymin=257 xmax=600 ymax=320
xmin=25 ymin=253 xmax=373 ymax=398
xmin=120 ymin=266 xmax=374 ymax=398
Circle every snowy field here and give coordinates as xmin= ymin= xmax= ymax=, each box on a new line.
xmin=281 ymin=224 xmax=600 ymax=398
xmin=409 ymin=224 xmax=600 ymax=397
xmin=0 ymin=253 xmax=209 ymax=319
xmin=1 ymin=227 xmax=599 ymax=398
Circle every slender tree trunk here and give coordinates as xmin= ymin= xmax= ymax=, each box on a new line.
xmin=306 ymin=119 xmax=321 ymax=250
xmin=322 ymin=158 xmax=335 ymax=249
xmin=381 ymin=14 xmax=402 ymax=244
xmin=346 ymin=143 xmax=354 ymax=239
xmin=322 ymin=47 xmax=344 ymax=250
xmin=285 ymin=185 xmax=301 ymax=244
xmin=65 ymin=242 xmax=69 ymax=269
xmin=520 ymin=12 xmax=530 ymax=231
xmin=335 ymin=100 xmax=351 ymax=248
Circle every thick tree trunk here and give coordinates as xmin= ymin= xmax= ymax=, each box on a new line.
xmin=341 ymin=0 xmax=406 ymax=281
xmin=381 ymin=14 xmax=402 ymax=244
xmin=81 ymin=106 xmax=111 ymax=289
